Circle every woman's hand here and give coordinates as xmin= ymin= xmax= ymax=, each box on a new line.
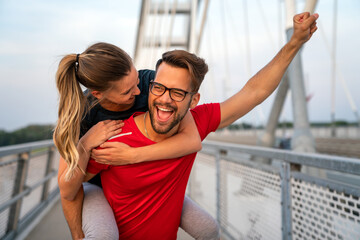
xmin=91 ymin=142 xmax=139 ymax=165
xmin=79 ymin=120 xmax=124 ymax=152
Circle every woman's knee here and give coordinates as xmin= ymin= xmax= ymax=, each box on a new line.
xmin=83 ymin=225 xmax=119 ymax=240
xmin=82 ymin=183 xmax=118 ymax=239
xmin=200 ymin=218 xmax=220 ymax=240
xmin=181 ymin=196 xmax=220 ymax=240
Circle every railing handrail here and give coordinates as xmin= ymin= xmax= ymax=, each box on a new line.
xmin=203 ymin=140 xmax=360 ymax=175
xmin=0 ymin=139 xmax=58 ymax=240
xmin=0 ymin=140 xmax=54 ymax=157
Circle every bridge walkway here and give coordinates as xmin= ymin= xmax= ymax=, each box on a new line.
xmin=25 ymin=197 xmax=193 ymax=240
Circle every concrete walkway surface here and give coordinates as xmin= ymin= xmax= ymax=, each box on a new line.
xmin=25 ymin=198 xmax=193 ymax=240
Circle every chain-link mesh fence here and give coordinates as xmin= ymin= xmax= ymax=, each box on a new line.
xmin=188 ymin=141 xmax=360 ymax=240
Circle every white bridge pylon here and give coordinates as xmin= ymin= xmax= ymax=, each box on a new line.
xmin=134 ymin=0 xmax=210 ymax=70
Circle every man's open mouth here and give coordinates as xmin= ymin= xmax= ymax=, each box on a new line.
xmin=156 ymin=106 xmax=175 ymax=122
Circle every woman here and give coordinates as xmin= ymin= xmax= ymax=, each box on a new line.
xmin=54 ymin=42 xmax=219 ymax=239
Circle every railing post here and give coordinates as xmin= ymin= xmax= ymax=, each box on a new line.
xmin=280 ymin=162 xmax=292 ymax=240
xmin=6 ymin=152 xmax=30 ymax=233
xmin=215 ymin=150 xmax=221 ymax=226
xmin=41 ymin=146 xmax=55 ymax=201
xmin=216 ymin=149 xmax=228 ymax=235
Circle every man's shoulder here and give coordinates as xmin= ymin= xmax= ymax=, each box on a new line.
xmin=190 ymin=103 xmax=220 ymax=116
xmin=120 ymin=113 xmax=140 ymax=131
xmin=138 ymin=69 xmax=155 ymax=82
xmin=190 ymin=103 xmax=221 ymax=140
xmin=107 ymin=112 xmax=143 ymax=142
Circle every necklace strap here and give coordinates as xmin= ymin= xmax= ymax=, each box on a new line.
xmin=144 ymin=112 xmax=150 ymax=138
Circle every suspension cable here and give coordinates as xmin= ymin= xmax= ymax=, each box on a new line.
xmin=166 ymin=0 xmax=178 ymax=50
xmin=255 ymin=0 xmax=276 ymax=50
xmin=220 ymin=0 xmax=231 ymax=100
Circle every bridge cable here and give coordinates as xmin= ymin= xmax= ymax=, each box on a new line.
xmin=160 ymin=0 xmax=170 ymax=51
xmin=166 ymin=0 xmax=178 ymax=50
xmin=317 ymin=15 xmax=360 ymax=125
xmin=255 ymin=0 xmax=276 ymax=50
xmin=148 ymin=0 xmax=159 ymax=67
xmin=202 ymin=12 xmax=216 ymax=103
xmin=219 ymin=0 xmax=231 ymax=100
xmin=331 ymin=0 xmax=337 ymax=136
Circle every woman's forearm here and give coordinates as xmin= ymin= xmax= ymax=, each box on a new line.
xmin=58 ymin=139 xmax=91 ymax=201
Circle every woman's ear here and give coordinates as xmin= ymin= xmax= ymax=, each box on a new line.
xmin=91 ymin=90 xmax=103 ymax=100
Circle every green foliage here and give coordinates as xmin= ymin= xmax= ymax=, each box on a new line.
xmin=310 ymin=120 xmax=356 ymax=127
xmin=0 ymin=124 xmax=54 ymax=147
xmin=227 ymin=120 xmax=358 ymax=131
xmin=227 ymin=122 xmax=255 ymax=130
xmin=277 ymin=122 xmax=293 ymax=128
xmin=334 ymin=120 xmax=349 ymax=126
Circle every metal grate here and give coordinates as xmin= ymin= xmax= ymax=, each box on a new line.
xmin=19 ymin=154 xmax=48 ymax=219
xmin=189 ymin=152 xmax=283 ymax=240
xmin=0 ymin=209 xmax=9 ymax=238
xmin=25 ymin=154 xmax=47 ymax=186
xmin=0 ymin=158 xmax=17 ymax=238
xmin=189 ymin=153 xmax=217 ymax=218
xmin=219 ymin=160 xmax=282 ymax=240
xmin=0 ymin=159 xmax=17 ymax=204
xmin=291 ymin=178 xmax=360 ymax=240
xmin=48 ymin=151 xmax=60 ymax=193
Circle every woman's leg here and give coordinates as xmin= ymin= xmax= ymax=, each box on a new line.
xmin=82 ymin=183 xmax=119 ymax=240
xmin=180 ymin=196 xmax=220 ymax=240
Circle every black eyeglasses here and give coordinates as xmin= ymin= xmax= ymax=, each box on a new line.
xmin=149 ymin=81 xmax=195 ymax=102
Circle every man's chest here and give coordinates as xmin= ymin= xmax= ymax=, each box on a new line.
xmin=101 ymin=156 xmax=190 ymax=194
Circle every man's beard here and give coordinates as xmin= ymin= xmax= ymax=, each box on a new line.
xmin=148 ymin=101 xmax=190 ymax=134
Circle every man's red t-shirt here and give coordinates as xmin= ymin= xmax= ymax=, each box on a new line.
xmin=87 ymin=103 xmax=221 ymax=240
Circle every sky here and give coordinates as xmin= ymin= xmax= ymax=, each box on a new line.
xmin=0 ymin=0 xmax=359 ymax=131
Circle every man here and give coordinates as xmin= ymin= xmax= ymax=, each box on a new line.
xmin=88 ymin=12 xmax=318 ymax=239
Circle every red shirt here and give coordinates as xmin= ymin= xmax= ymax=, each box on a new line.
xmin=87 ymin=103 xmax=220 ymax=240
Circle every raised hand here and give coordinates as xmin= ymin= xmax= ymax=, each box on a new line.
xmin=292 ymin=12 xmax=319 ymax=44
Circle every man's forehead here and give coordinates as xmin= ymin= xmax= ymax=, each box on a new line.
xmin=155 ymin=63 xmax=192 ymax=89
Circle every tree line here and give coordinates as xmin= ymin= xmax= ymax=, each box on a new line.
xmin=0 ymin=124 xmax=54 ymax=147
xmin=220 ymin=120 xmax=358 ymax=131
xmin=0 ymin=120 xmax=357 ymax=147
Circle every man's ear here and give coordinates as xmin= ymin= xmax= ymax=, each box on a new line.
xmin=91 ymin=90 xmax=103 ymax=100
xmin=189 ymin=93 xmax=200 ymax=109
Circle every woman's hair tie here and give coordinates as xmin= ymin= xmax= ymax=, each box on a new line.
xmin=75 ymin=54 xmax=80 ymax=72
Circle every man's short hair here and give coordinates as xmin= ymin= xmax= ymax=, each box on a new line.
xmin=155 ymin=50 xmax=208 ymax=92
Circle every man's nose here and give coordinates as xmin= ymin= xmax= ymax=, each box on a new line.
xmin=158 ymin=90 xmax=173 ymax=103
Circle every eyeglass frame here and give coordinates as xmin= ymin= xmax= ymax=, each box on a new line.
xmin=149 ymin=80 xmax=196 ymax=102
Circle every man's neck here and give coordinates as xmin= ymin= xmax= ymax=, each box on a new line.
xmin=134 ymin=112 xmax=179 ymax=142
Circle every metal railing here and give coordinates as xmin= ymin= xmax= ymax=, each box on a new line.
xmin=188 ymin=140 xmax=360 ymax=240
xmin=1 ymin=139 xmax=359 ymax=240
xmin=0 ymin=140 xmax=59 ymax=240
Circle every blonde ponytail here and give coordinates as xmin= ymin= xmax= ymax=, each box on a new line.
xmin=54 ymin=54 xmax=86 ymax=181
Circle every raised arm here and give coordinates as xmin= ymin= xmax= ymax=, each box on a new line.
xmin=219 ymin=12 xmax=318 ymax=129
xmin=91 ymin=110 xmax=201 ymax=165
